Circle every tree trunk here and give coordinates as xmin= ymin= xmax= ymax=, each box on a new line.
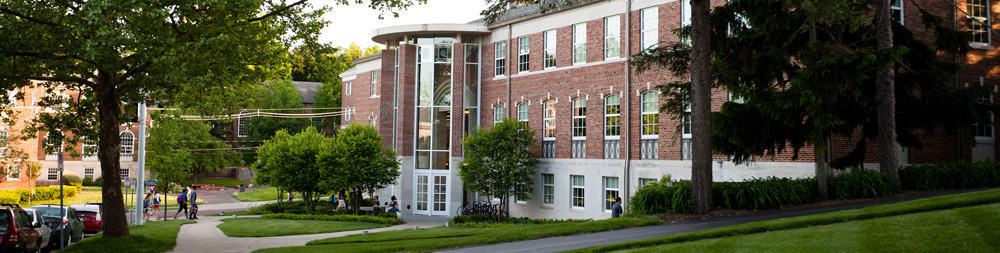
xmin=690 ymin=0 xmax=714 ymax=214
xmin=96 ymin=73 xmax=128 ymax=237
xmin=876 ymin=0 xmax=899 ymax=183
xmin=815 ymin=143 xmax=829 ymax=200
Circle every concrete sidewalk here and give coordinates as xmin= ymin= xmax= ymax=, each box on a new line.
xmin=170 ymin=215 xmax=443 ymax=253
xmin=441 ymin=187 xmax=998 ymax=253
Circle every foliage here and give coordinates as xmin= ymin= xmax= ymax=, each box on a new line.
xmin=253 ymin=127 xmax=331 ymax=212
xmin=62 ymin=174 xmax=83 ymax=186
xmin=262 ymin=213 xmax=402 ymax=225
xmin=828 ymin=169 xmax=899 ymax=200
xmin=310 ymin=43 xmax=383 ymax=129
xmin=218 ymin=217 xmax=389 ymax=237
xmin=572 ymin=188 xmax=1000 ymax=253
xmin=82 ymin=177 xmax=95 ymax=187
xmin=319 ymin=124 xmax=401 ymax=214
xmin=627 ymin=176 xmax=695 ymax=215
xmin=65 ymin=220 xmax=195 ymax=253
xmin=181 ymin=179 xmax=246 ymax=187
xmin=148 ymin=111 xmax=240 ymax=198
xmin=93 ymin=176 xmax=103 ymax=187
xmin=0 ymin=186 xmax=82 ymax=204
xmin=0 ymin=0 xmax=421 ymax=237
xmin=451 ymin=214 xmax=589 ymax=226
xmin=901 ymin=161 xmax=1000 ymax=190
xmin=714 ymin=177 xmax=818 ymax=210
xmin=460 ymin=118 xmax=539 ymax=218
xmin=246 ymin=79 xmax=313 ymax=141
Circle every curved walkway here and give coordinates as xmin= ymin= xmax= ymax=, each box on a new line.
xmin=170 ymin=215 xmax=442 ymax=253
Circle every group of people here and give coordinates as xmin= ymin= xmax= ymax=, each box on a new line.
xmin=328 ymin=193 xmax=399 ymax=213
xmin=140 ymin=186 xmax=200 ymax=221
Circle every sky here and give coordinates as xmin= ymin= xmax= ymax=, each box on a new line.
xmin=316 ymin=0 xmax=490 ymax=48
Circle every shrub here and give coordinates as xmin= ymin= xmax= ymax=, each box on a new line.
xmin=714 ymin=176 xmax=817 ymax=210
xmin=253 ymin=201 xmax=310 ymax=214
xmin=63 ymin=175 xmax=83 ymax=186
xmin=0 ymin=191 xmax=19 ymax=204
xmin=627 ymin=176 xmax=695 ymax=215
xmin=94 ymin=177 xmax=103 ymax=187
xmin=452 ymin=214 xmax=588 ymax=225
xmin=82 ymin=177 xmax=94 ymax=186
xmin=261 ymin=213 xmax=403 ymax=225
xmin=901 ymin=161 xmax=1000 ymax=190
xmin=0 ymin=186 xmax=81 ymax=204
xmin=828 ymin=169 xmax=898 ymax=199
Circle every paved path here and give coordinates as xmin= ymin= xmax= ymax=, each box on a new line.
xmin=441 ymin=187 xmax=997 ymax=253
xmin=170 ymin=215 xmax=443 ymax=253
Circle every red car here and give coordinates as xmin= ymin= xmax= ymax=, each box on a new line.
xmin=70 ymin=205 xmax=102 ymax=233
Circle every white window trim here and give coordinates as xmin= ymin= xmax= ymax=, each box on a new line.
xmin=517 ymin=103 xmax=529 ymax=125
xmin=542 ymin=173 xmax=555 ymax=206
xmin=891 ymin=0 xmax=904 ymax=25
xmin=975 ymin=93 xmax=995 ymax=142
xmin=641 ymin=92 xmax=661 ymax=139
xmin=681 ymin=0 xmax=692 ymax=44
xmin=641 ymin=7 xmax=659 ymax=50
xmin=494 ymin=105 xmax=505 ymax=124
xmin=967 ymin=0 xmax=992 ymax=47
xmin=370 ymin=70 xmax=380 ymax=97
xmin=543 ymin=101 xmax=556 ymax=141
xmin=0 ymin=130 xmax=7 ymax=158
xmin=572 ymin=97 xmax=587 ymax=140
xmin=573 ymin=23 xmax=587 ymax=65
xmin=604 ymin=15 xmax=621 ymax=60
xmin=120 ymin=168 xmax=130 ymax=181
xmin=7 ymin=165 xmax=20 ymax=181
xmin=603 ymin=177 xmax=619 ymax=213
xmin=571 ymin=175 xmax=585 ymax=209
xmin=345 ymin=107 xmax=352 ymax=122
xmin=237 ymin=110 xmax=250 ymax=138
xmin=84 ymin=168 xmax=95 ymax=179
xmin=544 ymin=30 xmax=557 ymax=69
xmin=605 ymin=95 xmax=621 ymax=140
xmin=518 ymin=36 xmax=530 ymax=73
xmin=495 ymin=41 xmax=507 ymax=76
xmin=47 ymin=168 xmax=58 ymax=181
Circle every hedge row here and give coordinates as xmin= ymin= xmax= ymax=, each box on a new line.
xmin=901 ymin=161 xmax=1000 ymax=190
xmin=714 ymin=177 xmax=818 ymax=210
xmin=451 ymin=214 xmax=590 ymax=225
xmin=0 ymin=186 xmax=82 ymax=204
xmin=261 ymin=213 xmax=403 ymax=225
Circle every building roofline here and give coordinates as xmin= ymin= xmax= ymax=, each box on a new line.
xmin=370 ymin=23 xmax=490 ymax=45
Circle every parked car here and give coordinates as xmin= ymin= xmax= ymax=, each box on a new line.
xmin=0 ymin=204 xmax=43 ymax=253
xmin=30 ymin=205 xmax=84 ymax=248
xmin=69 ymin=205 xmax=102 ymax=233
xmin=22 ymin=208 xmax=51 ymax=252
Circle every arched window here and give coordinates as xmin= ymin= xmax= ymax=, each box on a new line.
xmin=120 ymin=131 xmax=135 ymax=161
xmin=237 ymin=110 xmax=249 ymax=137
xmin=543 ymin=100 xmax=556 ymax=139
xmin=572 ymin=98 xmax=587 ymax=138
xmin=641 ymin=91 xmax=659 ymax=137
xmin=493 ymin=105 xmax=505 ymax=124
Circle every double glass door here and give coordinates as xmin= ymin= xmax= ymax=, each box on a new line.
xmin=414 ymin=173 xmax=448 ymax=215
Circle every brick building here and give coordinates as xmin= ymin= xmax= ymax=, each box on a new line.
xmin=340 ymin=0 xmax=1000 ymax=219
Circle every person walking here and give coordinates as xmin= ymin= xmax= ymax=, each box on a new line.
xmin=188 ymin=187 xmax=199 ymax=220
xmin=142 ymin=193 xmax=152 ymax=222
xmin=611 ymin=197 xmax=623 ymax=218
xmin=174 ymin=188 xmax=189 ymax=219
xmin=151 ymin=192 xmax=161 ymax=220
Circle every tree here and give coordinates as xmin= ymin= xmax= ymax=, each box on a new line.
xmin=633 ymin=0 xmax=991 ymax=200
xmin=246 ymin=79 xmax=313 ymax=141
xmin=688 ymin=0 xmax=713 ymax=214
xmin=874 ymin=0 xmax=898 ymax=184
xmin=253 ymin=127 xmax=330 ymax=212
xmin=459 ymin=118 xmax=539 ymax=218
xmin=307 ymin=43 xmax=382 ymax=131
xmin=319 ymin=123 xmax=400 ymax=215
xmin=1 ymin=0 xmax=422 ymax=237
xmin=147 ymin=111 xmax=240 ymax=200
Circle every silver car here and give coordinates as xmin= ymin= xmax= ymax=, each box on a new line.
xmin=23 ymin=208 xmax=51 ymax=251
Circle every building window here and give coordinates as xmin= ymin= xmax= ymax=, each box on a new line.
xmin=84 ymin=168 xmax=94 ymax=179
xmin=45 ymin=133 xmax=60 ymax=161
xmin=518 ymin=36 xmax=530 ymax=72
xmin=573 ymin=23 xmax=587 ymax=64
xmin=82 ymin=138 xmax=98 ymax=161
xmin=639 ymin=178 xmax=657 ymax=187
xmin=605 ymin=15 xmax=620 ymax=59
xmin=369 ymin=116 xmax=378 ymax=129
xmin=543 ymin=173 xmax=554 ymax=205
xmin=891 ymin=0 xmax=903 ymax=24
xmin=120 ymin=131 xmax=135 ymax=161
xmin=543 ymin=100 xmax=556 ymax=140
xmin=345 ymin=108 xmax=352 ymax=122
xmin=605 ymin=95 xmax=620 ymax=138
xmin=517 ymin=103 xmax=529 ymax=128
xmin=544 ymin=30 xmax=556 ymax=68
xmin=682 ymin=0 xmax=692 ymax=44
xmin=495 ymin=41 xmax=506 ymax=76
xmin=975 ymin=94 xmax=994 ymax=141
xmin=47 ymin=168 xmax=58 ymax=181
xmin=572 ymin=98 xmax=586 ymax=139
xmin=641 ymin=92 xmax=659 ymax=137
xmin=7 ymin=165 xmax=19 ymax=180
xmin=494 ymin=105 xmax=505 ymax=124
xmin=641 ymin=7 xmax=659 ymax=50
xmin=345 ymin=81 xmax=352 ymax=95
xmin=371 ymin=70 xmax=379 ymax=96
xmin=571 ymin=175 xmax=585 ymax=208
xmin=0 ymin=130 xmax=7 ymax=157
xmin=120 ymin=168 xmax=130 ymax=181
xmin=237 ymin=110 xmax=250 ymax=138
xmin=968 ymin=0 xmax=991 ymax=45
xmin=604 ymin=177 xmax=619 ymax=211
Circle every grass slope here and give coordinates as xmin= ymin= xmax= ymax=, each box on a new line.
xmin=217 ymin=218 xmax=387 ymax=237
xmin=182 ymin=179 xmax=246 ymax=187
xmin=254 ymin=217 xmax=662 ymax=253
xmin=574 ymin=188 xmax=1000 ymax=252
xmin=625 ymin=203 xmax=1000 ymax=252
xmin=65 ymin=220 xmax=195 ymax=253
xmin=232 ymin=187 xmax=298 ymax=202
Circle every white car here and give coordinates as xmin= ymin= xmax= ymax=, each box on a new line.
xmin=24 ymin=208 xmax=52 ymax=250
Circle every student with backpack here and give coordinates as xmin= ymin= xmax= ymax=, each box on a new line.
xmin=174 ymin=188 xmax=188 ymax=219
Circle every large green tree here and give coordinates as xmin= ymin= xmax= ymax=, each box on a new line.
xmin=253 ymin=127 xmax=331 ymax=212
xmin=246 ymin=79 xmax=312 ymax=141
xmin=459 ymin=118 xmax=539 ymax=218
xmin=1 ymin=0 xmax=423 ymax=237
xmin=319 ymin=123 xmax=400 ymax=215
xmin=147 ymin=111 xmax=240 ymax=195
xmin=304 ymin=43 xmax=382 ymax=130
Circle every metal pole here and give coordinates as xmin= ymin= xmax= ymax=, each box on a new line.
xmin=135 ymin=102 xmax=147 ymax=225
xmin=58 ymin=151 xmax=64 ymax=253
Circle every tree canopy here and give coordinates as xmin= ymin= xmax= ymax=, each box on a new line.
xmin=319 ymin=123 xmax=401 ymax=214
xmin=253 ymin=126 xmax=331 ymax=212
xmin=147 ymin=111 xmax=240 ymax=191
xmin=459 ymin=117 xmax=539 ymax=218
xmin=246 ymin=79 xmax=313 ymax=141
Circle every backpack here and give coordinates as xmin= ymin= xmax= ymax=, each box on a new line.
xmin=177 ymin=195 xmax=186 ymax=203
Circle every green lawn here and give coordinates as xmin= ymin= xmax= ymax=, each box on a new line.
xmin=182 ymin=179 xmax=247 ymax=187
xmin=233 ymin=187 xmax=300 ymax=202
xmin=205 ymin=210 xmax=253 ymax=216
xmin=622 ymin=202 xmax=1000 ymax=252
xmin=254 ymin=217 xmax=662 ymax=253
xmin=217 ymin=217 xmax=387 ymax=237
xmin=573 ymin=188 xmax=1000 ymax=252
xmin=65 ymin=220 xmax=195 ymax=253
